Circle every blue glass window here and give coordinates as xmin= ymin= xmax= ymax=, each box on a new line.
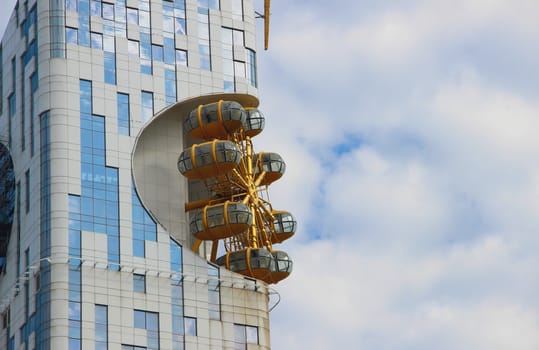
xmin=95 ymin=304 xmax=108 ymax=349
xmin=184 ymin=317 xmax=196 ymax=336
xmin=165 ymin=69 xmax=176 ymax=106
xmin=103 ymin=34 xmax=115 ymax=52
xmin=198 ymin=0 xmax=219 ymax=9
xmin=11 ymin=57 xmax=16 ymax=90
xmin=91 ymin=32 xmax=103 ymax=49
xmin=163 ymin=3 xmax=174 ymax=34
xmin=170 ymin=239 xmax=182 ymax=273
xmin=175 ymin=50 xmax=187 ymax=66
xmin=66 ymin=0 xmax=77 ymax=11
xmin=134 ymin=310 xmax=146 ymax=329
xmin=68 ymin=260 xmax=82 ymax=349
xmin=104 ymin=52 xmax=116 ymax=84
xmin=169 ymin=238 xmax=184 ymax=349
xmin=140 ymin=33 xmax=152 ymax=74
xmin=128 ymin=40 xmax=140 ymax=56
xmin=132 ymin=185 xmax=156 ymax=257
xmin=234 ymin=324 xmax=259 ymax=349
xmin=78 ymin=0 xmax=90 ymax=15
xmin=139 ymin=8 xmax=150 ymax=28
xmin=164 ymin=37 xmax=175 ymax=65
xmin=198 ymin=11 xmax=209 ymax=39
xmin=8 ymin=93 xmax=16 ymax=148
xmin=25 ymin=170 xmax=30 ymax=213
xmin=90 ymin=0 xmax=102 ymax=16
xmin=208 ymin=264 xmax=220 ymax=320
xmin=247 ymin=49 xmax=257 ymax=87
xmin=78 ymin=15 xmax=91 ymax=47
xmin=30 ymin=72 xmax=38 ymax=156
xmin=174 ymin=0 xmax=186 ymax=10
xmin=127 ymin=8 xmax=138 ymax=24
xmin=134 ymin=310 xmax=160 ymax=349
xmin=152 ymin=45 xmax=163 ymax=62
xmin=141 ymin=91 xmax=153 ymax=123
xmin=117 ymin=93 xmax=130 ymax=135
xmin=66 ymin=27 xmax=78 ymax=44
xmin=103 ymin=3 xmax=114 ymax=20
xmin=134 ymin=274 xmax=146 ymax=293
xmin=199 ymin=44 xmax=211 ymax=71
xmin=175 ymin=17 xmax=186 ymax=35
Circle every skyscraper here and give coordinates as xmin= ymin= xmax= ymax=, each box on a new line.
xmin=0 ymin=0 xmax=294 ymax=349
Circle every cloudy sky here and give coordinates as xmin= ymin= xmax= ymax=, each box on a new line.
xmin=3 ymin=1 xmax=539 ymax=349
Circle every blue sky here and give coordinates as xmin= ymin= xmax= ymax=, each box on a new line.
xmin=3 ymin=1 xmax=539 ymax=349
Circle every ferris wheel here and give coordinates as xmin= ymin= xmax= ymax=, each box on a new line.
xmin=177 ymin=100 xmax=295 ymax=284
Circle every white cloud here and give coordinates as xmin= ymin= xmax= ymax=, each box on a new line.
xmin=258 ymin=1 xmax=539 ymax=349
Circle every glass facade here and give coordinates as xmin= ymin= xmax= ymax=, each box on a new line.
xmin=0 ymin=0 xmax=266 ymax=349
xmin=79 ymin=80 xmax=120 ymax=268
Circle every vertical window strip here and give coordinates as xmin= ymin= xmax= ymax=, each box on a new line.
xmin=114 ymin=0 xmax=127 ymax=37
xmin=165 ymin=69 xmax=176 ymax=106
xmin=20 ymin=57 xmax=25 ymax=152
xmin=222 ymin=27 xmax=234 ymax=91
xmin=30 ymin=72 xmax=38 ymax=156
xmin=104 ymin=52 xmax=117 ymax=85
xmin=208 ymin=264 xmax=220 ymax=320
xmin=16 ymin=181 xmax=21 ymax=278
xmin=25 ymin=169 xmax=30 ymax=213
xmin=222 ymin=27 xmax=246 ymax=91
xmin=8 ymin=94 xmax=15 ymax=149
xmin=164 ymin=37 xmax=176 ymax=66
xmin=234 ymin=324 xmax=259 ymax=349
xmin=95 ymin=304 xmax=108 ymax=350
xmin=141 ymin=91 xmax=153 ymax=123
xmin=103 ymin=17 xmax=117 ymax=85
xmin=131 ymin=186 xmax=156 ymax=258
xmin=117 ymin=93 xmax=130 ymax=136
xmin=133 ymin=274 xmax=146 ymax=293
xmin=68 ymin=193 xmax=82 ymax=350
xmin=247 ymin=49 xmax=258 ymax=87
xmin=197 ymin=9 xmax=211 ymax=71
xmin=170 ymin=239 xmax=184 ymax=350
xmin=38 ymin=110 xmax=52 ymax=349
xmin=184 ymin=317 xmax=197 ymax=336
xmin=140 ymin=33 xmax=152 ymax=74
xmin=11 ymin=57 xmax=16 ymax=91
xmin=51 ymin=0 xmax=66 ymax=57
xmin=24 ymin=249 xmax=29 ymax=321
xmin=79 ymin=80 xmax=120 ymax=269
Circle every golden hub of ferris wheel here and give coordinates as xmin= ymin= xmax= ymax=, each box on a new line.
xmin=177 ymin=100 xmax=295 ymax=284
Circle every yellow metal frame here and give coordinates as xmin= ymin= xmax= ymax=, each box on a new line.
xmin=187 ymin=124 xmax=278 ymax=261
xmin=182 ymin=98 xmax=293 ymax=284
